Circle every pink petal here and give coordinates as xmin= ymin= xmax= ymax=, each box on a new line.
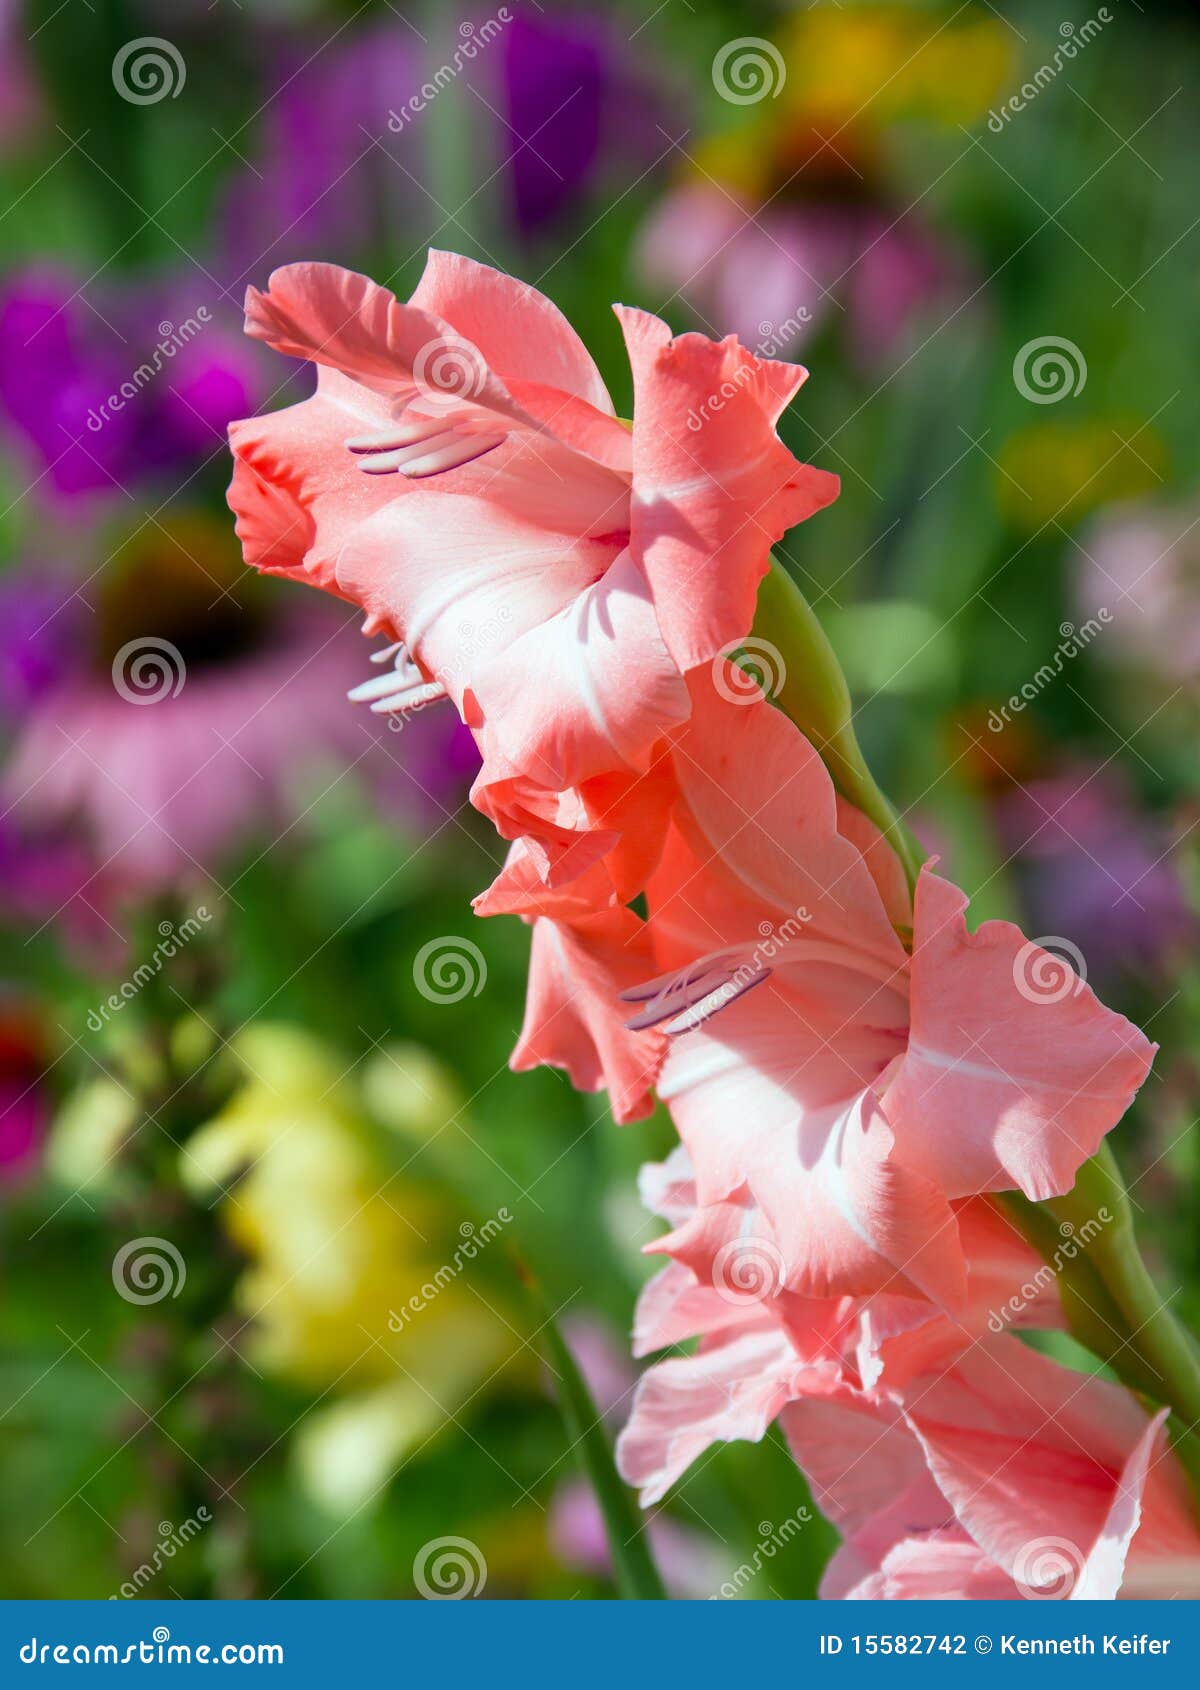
xmin=411 ymin=249 xmax=615 ymax=414
xmin=616 ymin=1327 xmax=825 ymax=1505
xmin=886 ymin=869 xmax=1157 ymax=1200
xmin=469 ymin=550 xmax=691 ymax=792
xmin=618 ymin=304 xmax=839 ymax=673
xmin=510 ymin=910 xmax=666 ymax=1123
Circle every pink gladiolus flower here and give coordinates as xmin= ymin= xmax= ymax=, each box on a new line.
xmin=617 ymin=1147 xmax=1063 ymax=1506
xmin=226 ymin=253 xmax=838 ymax=888
xmin=518 ymin=671 xmax=1155 ymax=1296
xmin=784 ymin=1338 xmax=1200 ymax=1600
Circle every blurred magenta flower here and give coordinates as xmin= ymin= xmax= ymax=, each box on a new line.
xmin=2 ymin=518 xmax=473 ymax=896
xmin=0 ymin=271 xmax=262 ymax=503
xmin=996 ymin=762 xmax=1192 ymax=984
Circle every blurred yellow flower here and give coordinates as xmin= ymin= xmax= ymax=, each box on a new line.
xmin=777 ymin=6 xmax=1014 ymax=129
xmin=996 ymin=418 xmax=1168 ymax=529
xmin=182 ymin=1025 xmax=518 ymax=1500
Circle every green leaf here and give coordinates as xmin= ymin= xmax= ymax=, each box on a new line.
xmin=529 ymin=1282 xmax=666 ymax=1600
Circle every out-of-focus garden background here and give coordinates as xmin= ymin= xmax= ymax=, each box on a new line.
xmin=1 ymin=0 xmax=1197 ymax=1599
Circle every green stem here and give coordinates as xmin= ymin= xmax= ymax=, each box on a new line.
xmin=751 ymin=559 xmax=925 ymax=893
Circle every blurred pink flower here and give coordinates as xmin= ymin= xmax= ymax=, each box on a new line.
xmin=638 ymin=181 xmax=964 ymax=371
xmin=1076 ymin=499 xmax=1200 ymax=684
xmin=2 ymin=544 xmax=474 ymax=901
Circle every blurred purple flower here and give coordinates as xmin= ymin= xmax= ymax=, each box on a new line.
xmin=220 ymin=24 xmax=424 ymax=282
xmin=219 ymin=10 xmax=669 ymax=276
xmin=997 ymin=763 xmax=1192 ymax=984
xmin=496 ymin=11 xmax=667 ymax=236
xmin=0 ymin=271 xmax=261 ymax=503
